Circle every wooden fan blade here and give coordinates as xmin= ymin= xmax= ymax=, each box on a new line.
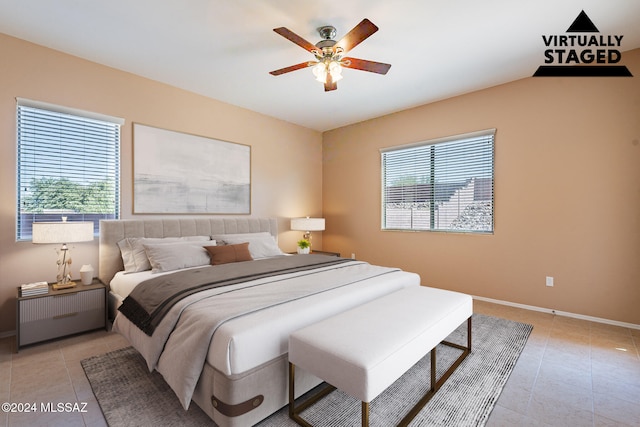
xmin=324 ymin=74 xmax=337 ymax=91
xmin=334 ymin=18 xmax=378 ymax=53
xmin=342 ymin=57 xmax=391 ymax=75
xmin=270 ymin=62 xmax=315 ymax=76
xmin=273 ymin=27 xmax=318 ymax=53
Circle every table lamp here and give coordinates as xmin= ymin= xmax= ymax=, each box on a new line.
xmin=32 ymin=218 xmax=94 ymax=290
xmin=291 ymin=217 xmax=325 ymax=251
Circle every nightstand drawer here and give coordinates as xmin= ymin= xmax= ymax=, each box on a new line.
xmin=17 ymin=286 xmax=106 ymax=349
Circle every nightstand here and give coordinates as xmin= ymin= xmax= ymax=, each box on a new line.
xmin=311 ymin=250 xmax=340 ymax=257
xmin=16 ymin=278 xmax=108 ymax=351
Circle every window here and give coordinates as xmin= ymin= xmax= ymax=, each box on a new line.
xmin=16 ymin=99 xmax=122 ymax=241
xmin=381 ymin=129 xmax=495 ymax=233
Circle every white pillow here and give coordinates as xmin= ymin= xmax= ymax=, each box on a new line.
xmin=212 ymin=232 xmax=283 ymax=259
xmin=117 ymin=235 xmax=211 ymax=273
xmin=143 ymin=241 xmax=216 ymax=273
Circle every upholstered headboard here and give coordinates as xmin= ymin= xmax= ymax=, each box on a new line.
xmin=99 ymin=217 xmax=278 ymax=285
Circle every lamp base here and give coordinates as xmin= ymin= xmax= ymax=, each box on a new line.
xmin=52 ymin=281 xmax=77 ymax=291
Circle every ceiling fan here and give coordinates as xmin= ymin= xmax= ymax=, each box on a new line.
xmin=269 ymin=18 xmax=391 ymax=92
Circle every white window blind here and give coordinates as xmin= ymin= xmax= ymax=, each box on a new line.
xmin=381 ymin=129 xmax=495 ymax=233
xmin=16 ymin=99 xmax=122 ymax=241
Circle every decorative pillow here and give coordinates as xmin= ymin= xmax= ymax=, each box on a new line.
xmin=211 ymin=232 xmax=283 ymax=259
xmin=117 ymin=235 xmax=211 ymax=273
xmin=143 ymin=241 xmax=216 ymax=273
xmin=205 ymin=243 xmax=253 ymax=265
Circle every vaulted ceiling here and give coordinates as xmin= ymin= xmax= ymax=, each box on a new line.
xmin=1 ymin=0 xmax=638 ymax=131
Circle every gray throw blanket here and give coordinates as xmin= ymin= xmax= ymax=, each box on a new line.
xmin=118 ymin=254 xmax=349 ymax=335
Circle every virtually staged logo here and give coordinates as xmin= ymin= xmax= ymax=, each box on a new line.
xmin=533 ymin=10 xmax=633 ymax=77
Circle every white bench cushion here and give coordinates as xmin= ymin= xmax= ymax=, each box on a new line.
xmin=289 ymin=286 xmax=472 ymax=402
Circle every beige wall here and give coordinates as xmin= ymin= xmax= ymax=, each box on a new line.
xmin=0 ymin=33 xmax=323 ymax=334
xmin=1 ymin=31 xmax=637 ymax=334
xmin=323 ymin=48 xmax=640 ymax=325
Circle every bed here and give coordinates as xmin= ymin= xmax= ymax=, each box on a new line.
xmin=100 ymin=217 xmax=421 ymax=426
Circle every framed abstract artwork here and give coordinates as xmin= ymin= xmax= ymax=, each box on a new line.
xmin=133 ymin=123 xmax=251 ymax=214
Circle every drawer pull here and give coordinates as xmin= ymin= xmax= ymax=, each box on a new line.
xmin=53 ymin=312 xmax=78 ymax=320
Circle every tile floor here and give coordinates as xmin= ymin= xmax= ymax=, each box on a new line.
xmin=0 ymin=300 xmax=639 ymax=426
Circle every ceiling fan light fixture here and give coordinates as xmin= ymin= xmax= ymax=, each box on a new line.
xmin=312 ymin=60 xmax=343 ymax=84
xmin=271 ymin=19 xmax=391 ymax=91
xmin=328 ymin=61 xmax=343 ymax=82
xmin=312 ymin=62 xmax=327 ymax=82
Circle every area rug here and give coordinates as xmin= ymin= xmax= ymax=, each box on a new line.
xmin=82 ymin=314 xmax=532 ymax=426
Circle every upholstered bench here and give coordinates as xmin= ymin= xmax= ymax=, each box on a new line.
xmin=288 ymin=286 xmax=473 ymax=426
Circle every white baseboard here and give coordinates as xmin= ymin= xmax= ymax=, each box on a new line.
xmin=473 ymin=295 xmax=640 ymax=330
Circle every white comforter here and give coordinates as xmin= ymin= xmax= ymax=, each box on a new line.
xmin=112 ymin=259 xmax=420 ymax=409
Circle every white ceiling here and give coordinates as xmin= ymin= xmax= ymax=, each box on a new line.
xmin=1 ymin=0 xmax=638 ymax=132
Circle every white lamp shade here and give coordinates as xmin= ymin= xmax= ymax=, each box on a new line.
xmin=291 ymin=217 xmax=325 ymax=232
xmin=32 ymin=221 xmax=94 ymax=244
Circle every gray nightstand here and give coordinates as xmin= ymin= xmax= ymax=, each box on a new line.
xmin=310 ymin=250 xmax=340 ymax=257
xmin=16 ymin=278 xmax=107 ymax=351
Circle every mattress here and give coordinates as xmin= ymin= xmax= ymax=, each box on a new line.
xmin=209 ymin=269 xmax=420 ymax=376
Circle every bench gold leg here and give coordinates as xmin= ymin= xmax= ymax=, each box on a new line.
xmin=289 ymin=362 xmax=336 ymax=427
xmin=398 ymin=316 xmax=472 ymax=426
xmin=431 ymin=347 xmax=437 ymax=392
xmin=362 ymin=401 xmax=369 ymax=427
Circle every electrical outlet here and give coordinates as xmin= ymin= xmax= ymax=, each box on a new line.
xmin=546 ymin=276 xmax=554 ymax=287
xmin=351 ymin=253 xmax=356 ymax=259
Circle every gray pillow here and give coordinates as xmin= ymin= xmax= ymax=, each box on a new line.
xmin=117 ymin=236 xmax=211 ymax=273
xmin=143 ymin=241 xmax=216 ymax=273
xmin=211 ymin=232 xmax=283 ymax=259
